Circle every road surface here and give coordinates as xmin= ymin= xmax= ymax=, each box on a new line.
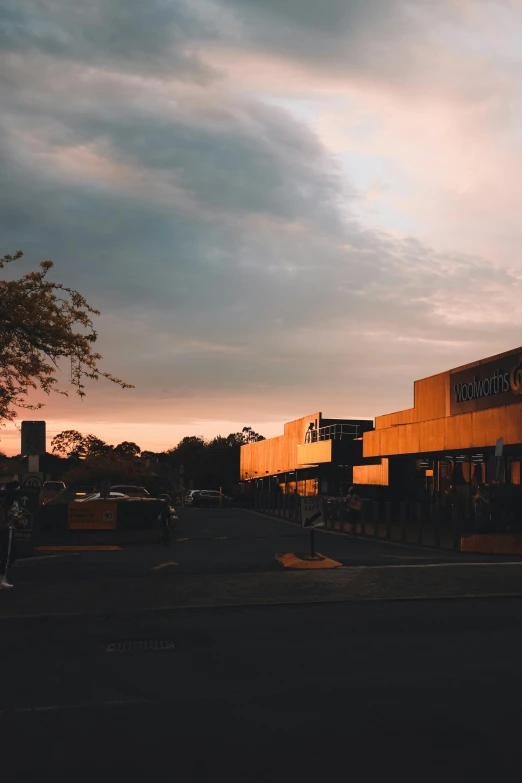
xmin=2 ymin=507 xmax=522 ymax=781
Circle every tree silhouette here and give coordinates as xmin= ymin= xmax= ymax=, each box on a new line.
xmin=0 ymin=250 xmax=133 ymax=425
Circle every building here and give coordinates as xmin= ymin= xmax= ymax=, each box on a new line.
xmin=358 ymin=345 xmax=522 ymax=520
xmin=240 ymin=412 xmax=374 ymax=496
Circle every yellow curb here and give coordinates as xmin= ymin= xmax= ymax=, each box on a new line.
xmin=275 ymin=552 xmax=342 ymax=569
xmin=152 ymin=561 xmax=179 ymax=570
xmin=460 ymin=535 xmax=522 ymax=555
xmin=35 ymin=546 xmax=122 ymax=552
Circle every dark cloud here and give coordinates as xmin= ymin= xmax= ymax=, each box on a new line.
xmin=0 ymin=0 xmax=518 ymax=431
xmin=217 ymin=0 xmax=439 ymax=83
xmin=0 ymin=0 xmax=220 ymax=81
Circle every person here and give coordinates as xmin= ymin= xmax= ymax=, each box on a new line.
xmin=0 ymin=480 xmax=23 ymax=589
xmin=474 ymin=483 xmax=490 ymax=533
xmin=158 ymin=496 xmax=172 ymax=547
xmin=346 ymin=486 xmax=362 ymax=536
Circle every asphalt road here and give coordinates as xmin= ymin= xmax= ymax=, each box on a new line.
xmin=2 ymin=508 xmax=522 ymax=781
xmin=14 ymin=506 xmax=522 ymax=584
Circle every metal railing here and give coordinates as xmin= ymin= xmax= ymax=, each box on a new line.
xmin=254 ymin=493 xmax=463 ymax=550
xmin=304 ymin=423 xmax=361 ymax=444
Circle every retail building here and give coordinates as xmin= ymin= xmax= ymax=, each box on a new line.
xmin=239 ymin=413 xmax=374 ymax=496
xmin=356 ymin=345 xmax=522 ymax=520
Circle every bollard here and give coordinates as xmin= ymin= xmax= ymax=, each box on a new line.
xmin=433 ymin=503 xmax=441 ymax=548
xmin=360 ymin=501 xmax=369 ymax=537
xmin=373 ymin=502 xmax=380 ymax=538
xmin=400 ymin=502 xmax=407 ymax=542
xmin=385 ymin=502 xmax=392 ymax=540
xmin=415 ymin=502 xmax=423 ymax=546
xmin=451 ymin=504 xmax=459 ymax=551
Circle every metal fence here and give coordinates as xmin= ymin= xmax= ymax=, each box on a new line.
xmin=255 ymin=493 xmax=462 ymax=550
xmin=304 ymin=423 xmax=361 ymax=444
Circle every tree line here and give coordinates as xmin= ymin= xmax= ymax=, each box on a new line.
xmin=1 ymin=427 xmax=265 ymax=495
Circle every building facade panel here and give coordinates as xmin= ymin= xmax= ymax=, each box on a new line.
xmin=398 ymin=423 xmax=420 ymax=455
xmin=414 ymin=373 xmax=448 ymax=422
xmin=354 ymin=459 xmax=389 ymax=486
xmin=369 ymin=425 xmax=400 ymax=457
xmin=362 ymin=429 xmax=381 ymax=457
xmin=296 ymin=440 xmax=332 ymax=466
xmin=375 ymin=408 xmax=414 ymax=430
xmin=444 ymin=412 xmax=473 ymax=451
xmin=417 ymin=418 xmax=445 ymax=453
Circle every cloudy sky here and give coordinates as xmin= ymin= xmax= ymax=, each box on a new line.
xmin=2 ymin=0 xmax=522 ymax=454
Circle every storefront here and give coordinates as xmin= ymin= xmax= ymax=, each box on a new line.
xmin=358 ymin=346 xmax=522 ymax=529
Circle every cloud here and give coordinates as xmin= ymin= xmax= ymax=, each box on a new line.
xmin=1 ymin=0 xmax=522 ymax=453
xmin=0 ymin=0 xmax=224 ymax=81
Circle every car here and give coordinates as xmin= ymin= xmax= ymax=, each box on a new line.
xmin=110 ymin=485 xmax=150 ymax=498
xmin=191 ymin=490 xmax=234 ymax=507
xmin=184 ymin=490 xmax=201 ymax=506
xmin=42 ymin=481 xmax=66 ymax=492
xmin=38 ymin=480 xmax=67 ymax=506
xmin=74 ymin=492 xmax=129 ymax=503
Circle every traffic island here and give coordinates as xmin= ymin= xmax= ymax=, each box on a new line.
xmin=460 ymin=534 xmax=522 ymax=555
xmin=275 ymin=552 xmax=342 ymax=569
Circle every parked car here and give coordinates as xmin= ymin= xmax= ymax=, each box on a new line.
xmin=110 ymin=485 xmax=150 ymax=498
xmin=191 ymin=490 xmax=234 ymax=507
xmin=39 ymin=480 xmax=67 ymax=506
xmin=74 ymin=492 xmax=128 ymax=503
xmin=42 ymin=481 xmax=66 ymax=492
xmin=184 ymin=490 xmax=201 ymax=506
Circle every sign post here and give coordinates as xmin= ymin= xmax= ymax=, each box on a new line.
xmin=21 ymin=421 xmax=46 ymax=457
xmin=301 ymin=496 xmax=325 ymax=559
xmin=99 ymin=479 xmax=112 ymax=500
xmin=495 ymin=437 xmax=504 ymax=482
xmin=179 ymin=464 xmax=185 ymax=508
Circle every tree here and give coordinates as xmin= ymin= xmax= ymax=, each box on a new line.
xmin=0 ymin=250 xmax=133 ymax=425
xmin=114 ymin=441 xmax=141 ymax=458
xmin=51 ymin=429 xmax=88 ymax=459
xmin=84 ymin=435 xmax=113 ymax=459
xmin=240 ymin=427 xmax=265 ymax=444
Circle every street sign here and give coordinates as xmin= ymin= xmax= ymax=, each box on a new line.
xmin=21 ymin=421 xmax=46 ymax=456
xmin=15 ymin=510 xmax=33 ymax=540
xmin=68 ymin=501 xmax=118 ymax=530
xmin=22 ymin=473 xmax=44 ymax=490
xmin=15 ymin=489 xmax=39 ymax=541
xmin=301 ymin=496 xmax=325 ymax=529
xmin=495 ymin=437 xmax=504 ymax=457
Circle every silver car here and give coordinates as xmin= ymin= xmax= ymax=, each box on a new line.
xmin=184 ymin=490 xmax=201 ymax=506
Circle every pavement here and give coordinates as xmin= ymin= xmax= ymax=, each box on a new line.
xmin=2 ymin=508 xmax=522 ymax=781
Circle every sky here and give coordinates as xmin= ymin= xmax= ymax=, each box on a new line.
xmin=2 ymin=0 xmax=522 ymax=455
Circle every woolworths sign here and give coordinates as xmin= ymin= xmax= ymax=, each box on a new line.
xmin=450 ymin=352 xmax=522 ymax=414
